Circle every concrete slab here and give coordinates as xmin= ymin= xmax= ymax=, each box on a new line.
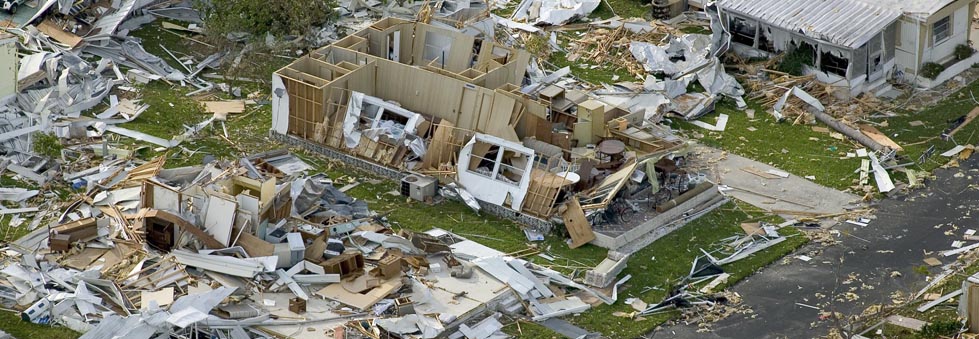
xmin=691 ymin=146 xmax=862 ymax=217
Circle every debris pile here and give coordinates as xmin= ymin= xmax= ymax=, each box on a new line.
xmin=0 ymin=149 xmax=639 ymax=338
xmin=564 ymin=18 xmax=679 ymax=79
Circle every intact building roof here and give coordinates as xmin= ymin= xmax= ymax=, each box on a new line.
xmin=718 ymin=0 xmax=903 ymax=49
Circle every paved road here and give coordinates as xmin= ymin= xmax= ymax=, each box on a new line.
xmin=651 ymin=157 xmax=978 ymax=339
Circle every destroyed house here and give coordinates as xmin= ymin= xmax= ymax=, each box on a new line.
xmin=273 ymin=18 xmax=704 ymax=250
xmin=718 ymin=0 xmax=978 ymax=93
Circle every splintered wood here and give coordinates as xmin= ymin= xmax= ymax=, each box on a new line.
xmin=740 ymin=67 xmax=893 ymax=121
xmin=565 ymin=23 xmax=676 ymax=79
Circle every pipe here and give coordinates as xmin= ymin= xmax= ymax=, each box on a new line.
xmin=656 ymin=182 xmax=714 ymax=213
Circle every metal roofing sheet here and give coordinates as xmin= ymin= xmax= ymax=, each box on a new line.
xmin=854 ymin=0 xmax=956 ymax=18
xmin=718 ymin=0 xmax=903 ymax=49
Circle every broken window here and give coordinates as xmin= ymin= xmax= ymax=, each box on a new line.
xmin=498 ymin=149 xmax=527 ymax=184
xmin=729 ymin=17 xmax=757 ymax=47
xmin=466 ymin=142 xmax=527 ymax=186
xmin=757 ymin=27 xmax=776 ymax=53
xmin=469 ymin=143 xmax=501 ymax=178
xmin=423 ymin=32 xmax=454 ymax=65
xmin=820 ymin=50 xmax=849 ymax=77
xmin=933 ymin=15 xmax=951 ymax=45
xmin=867 ymin=34 xmax=884 ymax=76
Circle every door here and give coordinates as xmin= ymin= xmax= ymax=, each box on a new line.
xmin=387 ymin=31 xmax=400 ymax=62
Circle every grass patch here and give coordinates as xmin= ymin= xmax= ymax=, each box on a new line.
xmin=112 ymin=22 xmax=281 ymax=167
xmin=592 ymin=0 xmax=648 ymax=20
xmin=549 ymin=50 xmax=638 ymax=85
xmin=878 ymin=80 xmax=979 ymax=173
xmin=0 ymin=312 xmax=79 ymax=339
xmin=674 ymin=99 xmax=863 ymax=190
xmin=503 ymin=320 xmax=563 ymax=338
xmin=567 ymin=201 xmax=808 ymax=338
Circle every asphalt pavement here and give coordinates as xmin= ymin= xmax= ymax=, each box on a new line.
xmin=650 ymin=157 xmax=979 ymax=339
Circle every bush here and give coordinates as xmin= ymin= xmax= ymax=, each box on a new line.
xmin=921 ymin=62 xmax=945 ymax=80
xmin=199 ymin=0 xmax=337 ymax=40
xmin=776 ymin=43 xmax=816 ymax=76
xmin=32 ymin=132 xmax=62 ymax=159
xmin=955 ymin=44 xmax=975 ymax=60
xmin=917 ymin=320 xmax=961 ymax=338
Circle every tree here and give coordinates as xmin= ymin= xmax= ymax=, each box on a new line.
xmin=199 ymin=0 xmax=337 ymax=40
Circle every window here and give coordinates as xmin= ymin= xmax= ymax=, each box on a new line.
xmin=466 ymin=142 xmax=527 ymax=186
xmin=729 ymin=17 xmax=757 ymax=47
xmin=933 ymin=16 xmax=951 ymax=45
xmin=757 ymin=27 xmax=776 ymax=53
xmin=820 ymin=50 xmax=849 ymax=76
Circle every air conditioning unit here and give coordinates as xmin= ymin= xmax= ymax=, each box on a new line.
xmin=401 ymin=174 xmax=437 ymax=202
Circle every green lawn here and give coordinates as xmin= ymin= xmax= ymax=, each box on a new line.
xmin=591 ymin=0 xmax=649 ymax=20
xmin=568 ymin=201 xmax=808 ymax=338
xmin=674 ymin=99 xmax=866 ymax=191
xmin=548 ymin=50 xmax=639 ymax=85
xmin=880 ymin=81 xmax=979 ymax=172
xmin=0 ymin=312 xmax=78 ymax=339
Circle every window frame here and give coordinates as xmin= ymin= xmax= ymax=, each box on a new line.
xmin=933 ymin=15 xmax=951 ymax=45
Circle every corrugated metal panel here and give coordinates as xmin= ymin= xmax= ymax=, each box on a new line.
xmin=855 ymin=0 xmax=956 ymax=18
xmin=718 ymin=0 xmax=902 ymax=49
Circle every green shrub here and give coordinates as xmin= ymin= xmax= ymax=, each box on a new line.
xmin=921 ymin=62 xmax=945 ymax=80
xmin=917 ymin=320 xmax=960 ymax=338
xmin=32 ymin=132 xmax=62 ymax=159
xmin=199 ymin=0 xmax=337 ymax=40
xmin=955 ymin=44 xmax=975 ymax=60
xmin=776 ymin=43 xmax=815 ymax=76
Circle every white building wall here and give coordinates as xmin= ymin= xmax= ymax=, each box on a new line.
xmin=0 ymin=37 xmax=16 ymax=103
xmin=925 ymin=5 xmax=971 ymax=64
xmin=894 ymin=20 xmax=919 ymax=75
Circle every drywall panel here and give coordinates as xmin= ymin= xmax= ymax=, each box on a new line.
xmin=413 ymin=24 xmax=475 ymax=73
xmin=203 ymin=194 xmax=237 ymax=246
xmin=236 ymin=194 xmax=260 ymax=230
xmin=152 ymin=184 xmax=180 ymax=213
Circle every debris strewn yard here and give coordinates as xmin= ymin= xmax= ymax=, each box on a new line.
xmin=4 ymin=0 xmax=979 ymax=338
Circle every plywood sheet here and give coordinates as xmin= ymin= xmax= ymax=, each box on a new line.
xmin=62 ymin=248 xmax=108 ymax=270
xmin=858 ymin=124 xmax=903 ymax=151
xmin=421 ymin=120 xmax=457 ymax=169
xmin=316 ymin=276 xmax=402 ymax=310
xmin=37 ymin=19 xmax=82 ymax=48
xmin=562 ymin=198 xmax=594 ymax=249
xmin=141 ymin=287 xmax=174 ymax=309
xmin=202 ymin=101 xmax=246 ymax=114
xmin=237 ymin=231 xmax=274 ymax=256
xmin=740 ymin=222 xmax=763 ymax=236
